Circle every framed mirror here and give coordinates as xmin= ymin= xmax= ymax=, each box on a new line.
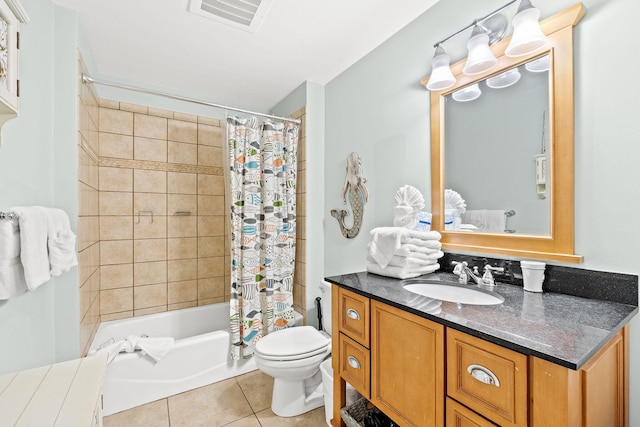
xmin=422 ymin=3 xmax=585 ymax=263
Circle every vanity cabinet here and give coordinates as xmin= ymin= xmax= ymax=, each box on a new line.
xmin=331 ymin=284 xmax=629 ymax=427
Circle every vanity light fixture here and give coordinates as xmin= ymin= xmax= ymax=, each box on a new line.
xmin=425 ymin=0 xmax=547 ymax=91
xmin=426 ymin=45 xmax=456 ymax=91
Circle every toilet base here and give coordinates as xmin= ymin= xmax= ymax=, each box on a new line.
xmin=271 ymin=370 xmax=325 ymax=417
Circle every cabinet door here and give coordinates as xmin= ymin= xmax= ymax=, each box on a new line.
xmin=338 ymin=287 xmax=370 ymax=347
xmin=371 ymin=300 xmax=445 ymax=427
xmin=446 ymin=397 xmax=498 ymax=427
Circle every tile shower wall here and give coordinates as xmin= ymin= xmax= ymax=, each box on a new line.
xmin=292 ymin=107 xmax=307 ymax=320
xmin=96 ymin=101 xmax=227 ymax=321
xmin=77 ymin=53 xmax=101 ymax=355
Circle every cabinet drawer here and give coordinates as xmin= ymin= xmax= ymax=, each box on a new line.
xmin=339 ymin=333 xmax=370 ymax=399
xmin=447 ymin=329 xmax=528 ymax=427
xmin=446 ymin=397 xmax=498 ymax=427
xmin=338 ymin=288 xmax=370 ymax=347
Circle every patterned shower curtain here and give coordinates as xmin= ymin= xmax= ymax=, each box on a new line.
xmin=226 ymin=116 xmax=298 ymax=360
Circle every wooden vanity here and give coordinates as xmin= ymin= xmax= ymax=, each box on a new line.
xmin=330 ymin=280 xmax=633 ymax=427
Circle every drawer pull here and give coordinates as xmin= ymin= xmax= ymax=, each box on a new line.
xmin=467 ymin=364 xmax=500 ymax=387
xmin=347 ymin=308 xmax=361 ymax=320
xmin=348 ymin=356 xmax=361 ymax=369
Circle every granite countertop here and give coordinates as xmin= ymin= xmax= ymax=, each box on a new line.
xmin=325 ymin=271 xmax=638 ymax=370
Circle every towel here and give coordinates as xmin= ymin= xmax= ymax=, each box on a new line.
xmin=46 ymin=208 xmax=77 ymax=276
xmin=462 ymin=210 xmax=506 ymax=233
xmin=366 ymin=262 xmax=440 ymax=280
xmin=395 ymin=244 xmax=443 ymax=258
xmin=400 ymin=238 xmax=443 ymax=249
xmin=369 ymin=227 xmax=405 ymax=268
xmin=367 ymin=254 xmax=439 ymax=269
xmin=0 ymin=219 xmax=27 ymax=299
xmin=91 ymin=335 xmax=175 ymax=364
xmin=10 ymin=207 xmax=51 ymax=290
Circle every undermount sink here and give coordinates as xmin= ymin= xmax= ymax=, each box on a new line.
xmin=402 ymin=280 xmax=505 ymax=306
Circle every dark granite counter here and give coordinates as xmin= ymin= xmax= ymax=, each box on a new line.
xmin=325 ymin=271 xmax=638 ymax=370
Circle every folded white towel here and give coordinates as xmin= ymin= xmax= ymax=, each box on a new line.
xmin=366 ymin=262 xmax=440 ymax=280
xmin=395 ymin=245 xmax=443 ymax=258
xmin=46 ymin=208 xmax=77 ymax=276
xmin=401 ymin=237 xmax=443 ymax=248
xmin=91 ymin=335 xmax=175 ymax=364
xmin=368 ymin=254 xmax=439 ymax=269
xmin=0 ymin=220 xmax=27 ymax=299
xmin=369 ymin=227 xmax=405 ymax=268
xmin=10 ymin=207 xmax=51 ymax=290
xmin=403 ymin=229 xmax=442 ymax=241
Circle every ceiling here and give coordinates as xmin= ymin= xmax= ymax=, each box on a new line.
xmin=52 ymin=0 xmax=440 ymax=111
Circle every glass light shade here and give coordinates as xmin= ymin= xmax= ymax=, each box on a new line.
xmin=525 ymin=55 xmax=549 ymax=72
xmin=452 ymin=84 xmax=481 ymax=102
xmin=463 ymin=32 xmax=498 ymax=76
xmin=426 ymin=47 xmax=456 ymax=91
xmin=486 ymin=67 xmax=521 ymax=89
xmin=505 ymin=6 xmax=548 ymax=57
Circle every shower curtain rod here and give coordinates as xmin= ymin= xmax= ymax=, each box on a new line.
xmin=81 ymin=74 xmax=301 ymax=125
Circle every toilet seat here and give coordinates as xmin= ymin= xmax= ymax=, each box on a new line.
xmin=255 ymin=326 xmax=330 ymax=361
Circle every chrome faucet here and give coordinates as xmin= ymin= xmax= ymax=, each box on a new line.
xmin=452 ymin=261 xmax=504 ymax=286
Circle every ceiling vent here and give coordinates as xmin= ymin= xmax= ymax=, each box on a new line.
xmin=189 ymin=0 xmax=273 ymax=33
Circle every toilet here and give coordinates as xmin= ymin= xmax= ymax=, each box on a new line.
xmin=254 ymin=280 xmax=333 ymax=417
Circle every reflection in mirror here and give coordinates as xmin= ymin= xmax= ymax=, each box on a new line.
xmin=444 ymin=55 xmax=550 ymax=235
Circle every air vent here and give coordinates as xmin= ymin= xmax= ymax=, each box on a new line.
xmin=189 ymin=0 xmax=273 ymax=33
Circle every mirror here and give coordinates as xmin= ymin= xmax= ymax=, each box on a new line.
xmin=422 ymin=3 xmax=585 ymax=263
xmin=445 ymin=56 xmax=550 ymax=236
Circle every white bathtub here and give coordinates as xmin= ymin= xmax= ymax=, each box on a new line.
xmin=90 ymin=302 xmax=302 ymax=416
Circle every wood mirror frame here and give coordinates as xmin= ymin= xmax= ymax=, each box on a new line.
xmin=421 ymin=3 xmax=585 ymax=263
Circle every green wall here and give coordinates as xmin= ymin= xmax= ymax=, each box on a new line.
xmin=323 ymin=0 xmax=640 ymax=424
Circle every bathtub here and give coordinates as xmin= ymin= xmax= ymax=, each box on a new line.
xmin=90 ymin=302 xmax=302 ymax=416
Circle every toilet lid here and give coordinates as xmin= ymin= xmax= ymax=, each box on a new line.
xmin=255 ymin=326 xmax=330 ymax=358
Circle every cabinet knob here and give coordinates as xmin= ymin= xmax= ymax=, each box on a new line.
xmin=467 ymin=364 xmax=500 ymax=387
xmin=348 ymin=356 xmax=361 ymax=369
xmin=347 ymin=308 xmax=361 ymax=320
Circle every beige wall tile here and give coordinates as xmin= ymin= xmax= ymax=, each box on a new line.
xmin=134 ymin=306 xmax=167 ymax=317
xmin=100 ymin=108 xmax=133 ymax=135
xmin=101 ymin=311 xmax=133 ymax=322
xmin=168 ymin=172 xmax=197 ymax=194
xmin=167 ymin=194 xmax=197 ymax=216
xmin=197 ymin=195 xmax=225 ymax=216
xmin=99 ymin=167 xmax=133 ymax=192
xmin=134 ymin=283 xmax=167 ymax=309
xmin=297 ymin=216 xmax=306 ymax=239
xmin=100 ymin=240 xmax=133 ymax=265
xmin=174 ymin=112 xmax=197 ymax=123
xmin=134 ymin=239 xmax=167 ymax=263
xmin=134 ymin=113 xmax=167 ymax=139
xmin=148 ymin=107 xmax=173 ymax=119
xmin=198 ymin=124 xmax=223 ymax=147
xmin=134 ymin=215 xmax=167 ymax=239
xmin=100 ymin=191 xmax=132 ymax=215
xmin=197 ymin=174 xmax=224 ymax=195
xmin=168 ymin=141 xmax=197 ymax=165
xmin=167 ymin=216 xmax=197 ymax=238
xmin=167 ymin=237 xmax=197 ymax=260
xmin=168 ymin=119 xmax=198 ymax=144
xmin=198 ymin=297 xmax=225 ymax=306
xmin=197 ymin=145 xmax=215 ymax=166
xmin=134 ymin=137 xmax=168 ymax=162
xmin=101 ymin=263 xmax=133 ymax=289
xmin=98 ymin=98 xmax=119 ymax=109
xmin=134 ymin=193 xmax=167 ymax=216
xmin=100 ymin=216 xmax=133 ymax=240
xmin=120 ymin=102 xmax=148 ymax=114
xmin=198 ymin=256 xmax=224 ymax=279
xmin=99 ymin=133 xmax=134 ymax=159
xmin=198 ymin=277 xmax=225 ymax=299
xmin=100 ymin=288 xmax=133 ymax=314
xmin=168 ymin=301 xmax=197 ymax=311
xmin=134 ymin=169 xmax=166 ymax=193
xmin=198 ymin=216 xmax=225 ymax=236
xmin=168 ymin=280 xmax=197 ymax=304
xmin=134 ymin=261 xmax=167 ymax=286
xmin=198 ymin=236 xmax=225 ymax=258
xmin=168 ymin=259 xmax=198 ymax=282
xmin=197 ymin=116 xmax=221 ymax=126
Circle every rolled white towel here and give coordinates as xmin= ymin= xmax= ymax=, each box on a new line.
xmin=366 ymin=262 xmax=440 ymax=280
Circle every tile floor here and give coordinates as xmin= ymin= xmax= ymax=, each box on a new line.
xmin=103 ymin=370 xmax=328 ymax=426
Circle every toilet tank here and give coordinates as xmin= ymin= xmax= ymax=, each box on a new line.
xmin=321 ymin=280 xmax=332 ymax=334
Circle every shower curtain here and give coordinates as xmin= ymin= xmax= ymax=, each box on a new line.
xmin=226 ymin=116 xmax=298 ymax=360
